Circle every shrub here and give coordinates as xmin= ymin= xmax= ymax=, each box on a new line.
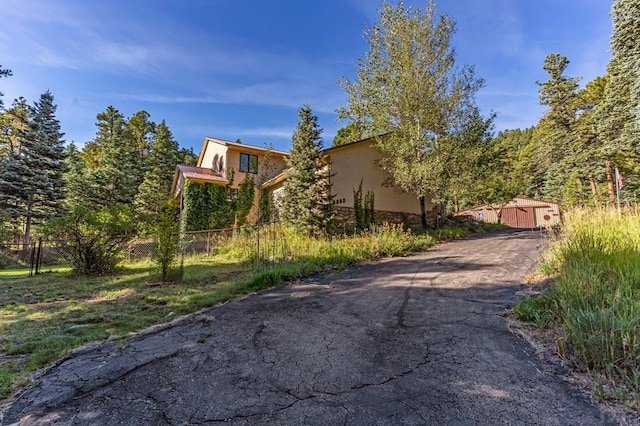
xmin=45 ymin=205 xmax=135 ymax=275
xmin=152 ymin=204 xmax=182 ymax=282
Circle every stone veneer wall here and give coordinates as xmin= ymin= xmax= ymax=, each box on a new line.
xmin=333 ymin=206 xmax=426 ymax=232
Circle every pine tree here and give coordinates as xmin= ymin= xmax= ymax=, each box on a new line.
xmin=63 ymin=143 xmax=89 ymax=208
xmin=597 ymin=0 xmax=640 ymax=200
xmin=126 ymin=110 xmax=156 ymax=192
xmin=134 ymin=120 xmax=178 ymax=228
xmin=534 ymin=53 xmax=580 ymax=202
xmin=282 ymin=105 xmax=333 ymax=235
xmin=0 ymin=91 xmax=66 ymax=246
xmin=85 ymin=106 xmax=139 ymax=208
xmin=0 ymin=65 xmax=11 ymax=110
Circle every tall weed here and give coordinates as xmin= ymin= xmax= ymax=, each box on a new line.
xmin=516 ymin=208 xmax=640 ymax=408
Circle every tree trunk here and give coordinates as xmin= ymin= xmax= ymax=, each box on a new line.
xmin=606 ymin=161 xmax=615 ymax=205
xmin=588 ymin=172 xmax=598 ymax=208
xmin=419 ymin=196 xmax=427 ymax=230
xmin=23 ymin=215 xmax=31 ymax=250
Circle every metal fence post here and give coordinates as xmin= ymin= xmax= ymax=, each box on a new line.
xmin=29 ymin=242 xmax=36 ymax=277
xmin=36 ymin=237 xmax=43 ymax=275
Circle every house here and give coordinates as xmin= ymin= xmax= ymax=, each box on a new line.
xmin=172 ymin=135 xmax=432 ymax=230
xmin=454 ymin=196 xmax=561 ymax=228
xmin=171 ymin=137 xmax=289 ymax=225
xmin=261 ymin=136 xmax=431 ymax=229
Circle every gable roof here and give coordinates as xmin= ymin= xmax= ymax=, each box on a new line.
xmin=196 ymin=137 xmax=289 ymax=167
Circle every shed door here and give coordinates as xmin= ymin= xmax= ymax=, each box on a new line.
xmin=501 ymin=207 xmax=536 ymax=228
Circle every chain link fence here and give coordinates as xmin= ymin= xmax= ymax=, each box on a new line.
xmin=0 ymin=222 xmax=288 ymax=279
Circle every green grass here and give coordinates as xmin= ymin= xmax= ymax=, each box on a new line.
xmin=514 ymin=208 xmax=640 ymax=411
xmin=0 ymin=221 xmax=493 ymax=400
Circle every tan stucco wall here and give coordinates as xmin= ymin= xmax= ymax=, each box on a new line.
xmin=200 ymin=141 xmax=228 ymax=173
xmin=327 ymin=142 xmax=429 ymax=215
xmin=226 ymin=149 xmax=287 ymax=188
xmin=200 ymin=140 xmax=287 ymax=189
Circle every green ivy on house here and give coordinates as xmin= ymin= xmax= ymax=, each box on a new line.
xmin=182 ymin=171 xmax=255 ymax=231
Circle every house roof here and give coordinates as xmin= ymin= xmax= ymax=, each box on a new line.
xmin=259 ymin=168 xmax=292 ymax=190
xmin=170 ymin=165 xmax=228 ymax=197
xmin=178 ymin=164 xmax=226 ymax=181
xmin=322 ymin=133 xmax=390 ymax=155
xmin=455 ymin=196 xmax=560 ymax=215
xmin=260 ymin=133 xmax=391 ymax=190
xmin=196 ymin=137 xmax=289 ymax=167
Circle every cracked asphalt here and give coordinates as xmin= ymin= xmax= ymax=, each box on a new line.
xmin=2 ymin=229 xmax=622 ymax=425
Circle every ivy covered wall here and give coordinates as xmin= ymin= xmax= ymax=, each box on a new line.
xmin=182 ymin=174 xmax=255 ymax=231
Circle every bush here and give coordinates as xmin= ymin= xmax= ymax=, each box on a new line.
xmin=152 ymin=204 xmax=182 ymax=282
xmin=45 ymin=205 xmax=135 ymax=275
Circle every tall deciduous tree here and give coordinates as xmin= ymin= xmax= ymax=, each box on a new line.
xmin=282 ymin=105 xmax=333 ymax=235
xmin=337 ymin=0 xmax=486 ymax=228
xmin=0 ymin=91 xmax=66 ymax=246
xmin=597 ymin=0 xmax=640 ymax=200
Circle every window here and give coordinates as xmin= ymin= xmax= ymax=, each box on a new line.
xmin=228 ymin=188 xmax=238 ymax=201
xmin=239 ymin=153 xmax=258 ymax=174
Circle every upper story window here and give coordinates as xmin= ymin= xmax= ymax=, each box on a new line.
xmin=239 ymin=153 xmax=258 ymax=174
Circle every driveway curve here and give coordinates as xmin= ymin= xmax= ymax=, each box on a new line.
xmin=2 ymin=229 xmax=620 ymax=425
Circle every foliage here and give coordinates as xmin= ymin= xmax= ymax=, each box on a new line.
xmin=81 ymin=106 xmax=133 ymax=207
xmin=0 ymin=91 xmax=66 ymax=247
xmin=235 ymin=175 xmax=255 ymax=226
xmin=134 ymin=120 xmax=179 ymax=232
xmin=45 ymin=205 xmax=135 ymax=275
xmin=152 ymin=203 xmax=181 ymax=282
xmin=596 ymin=0 xmax=640 ymax=201
xmin=282 ymin=105 xmax=333 ymax=235
xmin=177 ymin=147 xmax=198 ymax=166
xmin=353 ymin=180 xmax=375 ymax=232
xmin=332 ymin=121 xmax=365 ymax=147
xmin=0 ymin=65 xmax=10 ymax=109
xmin=515 ymin=208 xmax=640 ymax=408
xmin=337 ymin=1 xmax=488 ymax=228
xmin=182 ymin=172 xmax=255 ymax=231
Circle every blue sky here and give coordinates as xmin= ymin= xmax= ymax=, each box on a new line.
xmin=1 ymin=0 xmax=613 ymax=153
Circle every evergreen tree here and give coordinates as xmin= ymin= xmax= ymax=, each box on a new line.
xmin=0 ymin=98 xmax=28 ymax=163
xmin=0 ymin=65 xmax=11 ymax=110
xmin=84 ymin=106 xmax=139 ymax=207
xmin=337 ymin=1 xmax=487 ymax=228
xmin=534 ymin=53 xmax=580 ymax=202
xmin=0 ymin=91 xmax=66 ymax=246
xmin=134 ymin=120 xmax=178 ymax=227
xmin=282 ymin=105 xmax=333 ymax=235
xmin=63 ymin=143 xmax=89 ymax=208
xmin=597 ymin=0 xmax=640 ymax=200
xmin=177 ymin=147 xmax=198 ymax=166
xmin=125 ymin=110 xmax=156 ymax=192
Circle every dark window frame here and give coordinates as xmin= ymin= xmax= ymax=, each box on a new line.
xmin=239 ymin=153 xmax=258 ymax=174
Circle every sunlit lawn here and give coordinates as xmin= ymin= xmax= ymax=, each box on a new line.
xmin=0 ymin=255 xmax=253 ymax=399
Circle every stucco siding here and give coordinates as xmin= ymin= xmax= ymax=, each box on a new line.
xmin=328 ymin=142 xmax=428 ymax=215
xmin=200 ymin=141 xmax=228 ymax=173
xmin=226 ymin=150 xmax=287 ymax=188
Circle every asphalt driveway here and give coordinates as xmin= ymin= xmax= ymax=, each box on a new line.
xmin=2 ymin=229 xmax=621 ymax=425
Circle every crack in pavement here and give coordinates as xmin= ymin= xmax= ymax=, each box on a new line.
xmin=2 ymin=228 xmax=629 ymax=425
